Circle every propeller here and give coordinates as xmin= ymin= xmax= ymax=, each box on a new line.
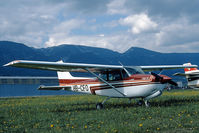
xmin=168 ymin=80 xmax=178 ymax=86
xmin=150 ymin=72 xmax=177 ymax=86
xmin=150 ymin=72 xmax=163 ymax=82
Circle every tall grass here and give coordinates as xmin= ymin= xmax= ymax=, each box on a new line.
xmin=0 ymin=90 xmax=199 ymax=132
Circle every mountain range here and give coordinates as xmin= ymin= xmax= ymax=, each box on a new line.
xmin=1 ymin=41 xmax=199 ymax=76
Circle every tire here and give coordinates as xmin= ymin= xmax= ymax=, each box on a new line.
xmin=137 ymin=100 xmax=144 ymax=106
xmin=96 ymin=103 xmax=103 ymax=110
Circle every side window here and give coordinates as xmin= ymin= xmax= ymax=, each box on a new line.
xmin=109 ymin=71 xmax=122 ymax=81
xmin=109 ymin=73 xmax=121 ymax=81
xmin=100 ymin=70 xmax=131 ymax=81
xmin=99 ymin=73 xmax=108 ymax=81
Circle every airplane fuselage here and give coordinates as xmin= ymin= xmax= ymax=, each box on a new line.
xmin=59 ymin=74 xmax=171 ymax=99
xmin=185 ymin=70 xmax=199 ymax=89
xmin=188 ymin=80 xmax=199 ymax=89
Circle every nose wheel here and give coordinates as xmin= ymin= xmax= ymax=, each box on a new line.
xmin=137 ymin=99 xmax=150 ymax=107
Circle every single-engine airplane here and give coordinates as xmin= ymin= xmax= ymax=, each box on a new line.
xmin=4 ymin=60 xmax=198 ymax=109
xmin=174 ymin=63 xmax=199 ymax=89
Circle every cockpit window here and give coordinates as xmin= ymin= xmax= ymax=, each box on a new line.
xmin=109 ymin=72 xmax=121 ymax=81
xmin=99 ymin=70 xmax=122 ymax=81
xmin=99 ymin=67 xmax=144 ymax=81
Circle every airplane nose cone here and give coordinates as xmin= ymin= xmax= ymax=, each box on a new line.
xmin=157 ymin=75 xmax=171 ymax=83
xmin=161 ymin=75 xmax=172 ymax=81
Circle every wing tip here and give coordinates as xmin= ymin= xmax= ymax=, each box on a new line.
xmin=3 ymin=60 xmax=21 ymax=67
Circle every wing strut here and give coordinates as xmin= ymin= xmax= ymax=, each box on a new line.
xmin=84 ymin=68 xmax=126 ymax=97
xmin=158 ymin=69 xmax=164 ymax=74
xmin=119 ymin=62 xmax=131 ymax=77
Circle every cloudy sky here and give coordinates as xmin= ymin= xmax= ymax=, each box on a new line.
xmin=1 ymin=0 xmax=199 ymax=53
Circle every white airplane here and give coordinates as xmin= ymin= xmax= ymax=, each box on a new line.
xmin=4 ymin=60 xmax=197 ymax=109
xmin=174 ymin=63 xmax=199 ymax=89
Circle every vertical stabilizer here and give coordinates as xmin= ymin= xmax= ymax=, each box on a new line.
xmin=57 ymin=71 xmax=91 ymax=86
xmin=183 ymin=63 xmax=198 ymax=73
xmin=56 ymin=60 xmax=91 ymax=86
xmin=57 ymin=71 xmax=75 ymax=79
xmin=56 ymin=60 xmax=75 ymax=80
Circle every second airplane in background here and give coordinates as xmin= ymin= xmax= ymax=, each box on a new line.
xmin=174 ymin=63 xmax=199 ymax=89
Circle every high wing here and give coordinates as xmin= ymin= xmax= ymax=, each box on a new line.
xmin=4 ymin=60 xmax=198 ymax=72
xmin=140 ymin=65 xmax=198 ymax=72
xmin=4 ymin=60 xmax=123 ymax=72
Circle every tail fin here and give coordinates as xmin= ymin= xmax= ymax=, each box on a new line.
xmin=56 ymin=60 xmax=91 ymax=86
xmin=57 ymin=71 xmax=77 ymax=86
xmin=57 ymin=71 xmax=75 ymax=80
xmin=56 ymin=60 xmax=76 ymax=80
xmin=57 ymin=71 xmax=91 ymax=86
xmin=183 ymin=63 xmax=198 ymax=73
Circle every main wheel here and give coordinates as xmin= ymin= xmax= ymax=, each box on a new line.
xmin=137 ymin=100 xmax=144 ymax=106
xmin=96 ymin=103 xmax=103 ymax=110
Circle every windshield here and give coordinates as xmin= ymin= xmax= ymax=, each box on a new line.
xmin=126 ymin=67 xmax=144 ymax=75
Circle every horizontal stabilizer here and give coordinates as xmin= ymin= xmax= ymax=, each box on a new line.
xmin=37 ymin=85 xmax=71 ymax=91
xmin=141 ymin=65 xmax=198 ymax=72
xmin=173 ymin=73 xmax=186 ymax=76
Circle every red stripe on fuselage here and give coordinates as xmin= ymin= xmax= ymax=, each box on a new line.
xmin=59 ymin=79 xmax=91 ymax=85
xmin=59 ymin=74 xmax=154 ymax=85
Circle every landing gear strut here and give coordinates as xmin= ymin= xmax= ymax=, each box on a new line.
xmin=96 ymin=97 xmax=111 ymax=110
xmin=137 ymin=99 xmax=150 ymax=107
xmin=144 ymin=100 xmax=150 ymax=107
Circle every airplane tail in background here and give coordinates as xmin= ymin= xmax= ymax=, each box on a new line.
xmin=182 ymin=63 xmax=199 ymax=89
xmin=183 ymin=63 xmax=198 ymax=73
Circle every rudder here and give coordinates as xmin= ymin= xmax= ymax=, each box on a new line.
xmin=183 ymin=63 xmax=198 ymax=73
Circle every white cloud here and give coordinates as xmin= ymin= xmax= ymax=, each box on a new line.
xmin=53 ymin=19 xmax=85 ymax=34
xmin=120 ymin=13 xmax=158 ymax=34
xmin=155 ymin=18 xmax=199 ymax=47
xmin=45 ymin=19 xmax=85 ymax=47
xmin=107 ymin=0 xmax=127 ymax=15
xmin=0 ymin=0 xmax=199 ymax=53
xmin=43 ymin=32 xmax=155 ymax=53
xmin=98 ymin=34 xmax=105 ymax=37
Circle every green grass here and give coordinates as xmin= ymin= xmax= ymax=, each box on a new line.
xmin=0 ymin=90 xmax=199 ymax=133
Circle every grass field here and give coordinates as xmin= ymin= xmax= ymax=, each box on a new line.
xmin=0 ymin=90 xmax=199 ymax=133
